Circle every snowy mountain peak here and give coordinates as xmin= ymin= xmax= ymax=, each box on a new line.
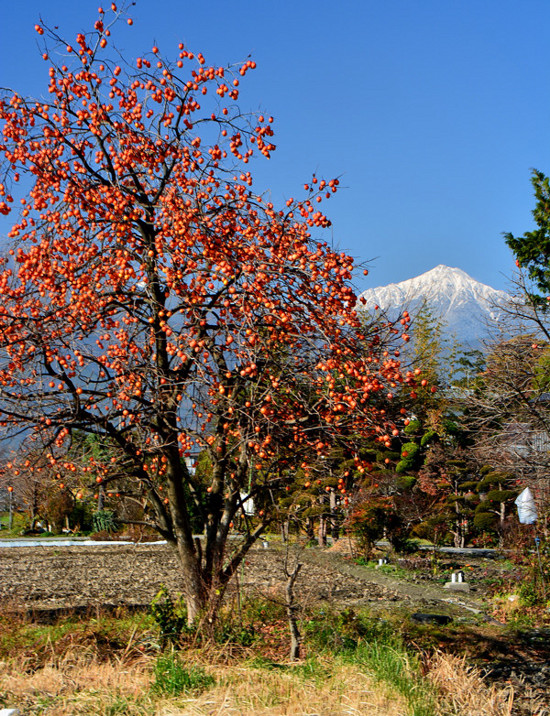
xmin=358 ymin=265 xmax=510 ymax=345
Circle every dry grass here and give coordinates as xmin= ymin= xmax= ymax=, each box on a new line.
xmin=166 ymin=660 xmax=410 ymax=715
xmin=0 ymin=606 xmax=526 ymax=716
xmin=0 ymin=653 xmax=151 ymax=715
xmin=428 ymin=651 xmax=515 ymax=716
xmin=0 ymin=652 xmax=411 ymax=716
xmin=0 ymin=648 xmax=520 ymax=716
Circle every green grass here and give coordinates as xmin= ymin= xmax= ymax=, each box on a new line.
xmin=289 ymin=656 xmax=330 ymax=683
xmin=304 ymin=606 xmax=396 ymax=652
xmin=151 ymin=652 xmax=215 ymax=696
xmin=304 ymin=606 xmax=437 ymax=716
xmin=0 ymin=512 xmax=26 ymax=537
xmin=354 ymin=557 xmax=419 ymax=580
xmin=350 ymin=641 xmax=436 ymax=716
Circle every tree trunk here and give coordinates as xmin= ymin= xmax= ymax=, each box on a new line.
xmin=285 ymin=562 xmax=302 ymax=661
xmin=171 ymin=520 xmax=262 ymax=630
xmin=172 ymin=541 xmax=207 ymax=626
xmin=281 ymin=521 xmax=289 ymax=543
xmin=329 ymin=490 xmax=338 ymax=541
xmin=454 ymin=499 xmax=462 ymax=548
xmin=318 ymin=516 xmax=326 ymax=547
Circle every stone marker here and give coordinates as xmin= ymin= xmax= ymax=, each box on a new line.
xmin=443 ymin=570 xmax=470 ymax=592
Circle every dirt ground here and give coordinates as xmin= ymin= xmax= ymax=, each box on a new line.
xmin=0 ymin=541 xmax=406 ymax=612
xmin=1 ymin=540 xmax=549 ymax=714
xmin=0 ymin=539 xmax=496 ymax=615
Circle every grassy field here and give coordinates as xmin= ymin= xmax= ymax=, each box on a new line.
xmin=0 ymin=600 xmax=516 ymax=716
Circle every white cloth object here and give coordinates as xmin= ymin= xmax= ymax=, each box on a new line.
xmin=515 ymin=487 xmax=538 ymax=524
xmin=239 ymin=493 xmax=255 ymax=515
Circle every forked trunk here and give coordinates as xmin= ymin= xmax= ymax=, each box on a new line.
xmin=172 ymin=535 xmax=232 ymax=629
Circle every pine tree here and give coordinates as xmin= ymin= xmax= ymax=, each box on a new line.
xmin=505 ymin=169 xmax=550 ymax=306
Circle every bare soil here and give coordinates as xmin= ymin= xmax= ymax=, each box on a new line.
xmin=0 ymin=540 xmax=493 ymax=615
xmin=0 ymin=541 xmax=406 ymax=612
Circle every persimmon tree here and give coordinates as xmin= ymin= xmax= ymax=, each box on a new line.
xmin=0 ymin=9 xmax=416 ymax=624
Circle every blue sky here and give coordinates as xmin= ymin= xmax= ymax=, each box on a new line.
xmin=1 ymin=0 xmax=549 ymax=293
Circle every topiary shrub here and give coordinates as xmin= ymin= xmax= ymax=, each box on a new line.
xmin=403 ymin=419 xmax=422 ymax=435
xmin=473 ymin=511 xmax=498 ymax=531
xmin=485 ymin=489 xmax=517 ymax=504
xmin=420 ymin=429 xmax=439 ymax=447
xmin=376 ymin=450 xmax=401 ymax=463
xmin=396 ymin=443 xmax=420 ymax=474
xmin=44 ymin=490 xmax=74 ymax=533
xmin=477 ymin=471 xmax=514 ymax=491
xmin=459 ymin=481 xmax=479 ymax=492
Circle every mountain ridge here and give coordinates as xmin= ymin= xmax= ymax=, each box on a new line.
xmin=358 ymin=265 xmax=510 ymax=346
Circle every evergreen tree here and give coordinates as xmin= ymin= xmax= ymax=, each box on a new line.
xmin=505 ymin=169 xmax=550 ymax=306
xmin=410 ymin=301 xmax=447 ymax=386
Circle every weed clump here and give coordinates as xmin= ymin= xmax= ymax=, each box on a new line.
xmin=304 ymin=606 xmax=396 ymax=652
xmin=151 ymin=652 xmax=215 ymax=696
xmin=149 ymin=585 xmax=192 ymax=646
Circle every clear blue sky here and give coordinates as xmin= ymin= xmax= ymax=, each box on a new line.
xmin=1 ymin=0 xmax=549 ymax=293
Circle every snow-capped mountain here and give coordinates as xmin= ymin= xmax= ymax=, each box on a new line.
xmin=357 ymin=265 xmax=510 ymax=346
